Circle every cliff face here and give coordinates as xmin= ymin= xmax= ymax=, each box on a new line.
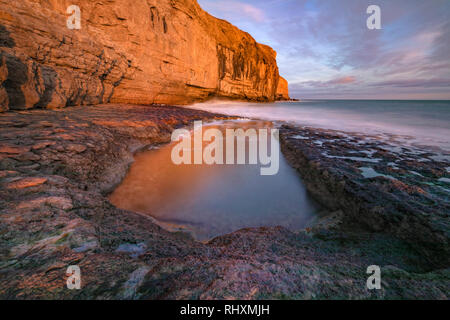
xmin=276 ymin=76 xmax=290 ymax=100
xmin=0 ymin=0 xmax=287 ymax=111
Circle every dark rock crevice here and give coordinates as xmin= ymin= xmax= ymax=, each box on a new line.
xmin=1 ymin=52 xmax=27 ymax=109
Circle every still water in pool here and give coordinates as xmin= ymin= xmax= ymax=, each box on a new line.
xmin=109 ymin=120 xmax=318 ymax=240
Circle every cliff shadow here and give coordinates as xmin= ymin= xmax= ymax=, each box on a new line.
xmin=34 ymin=65 xmax=57 ymax=109
xmin=0 ymin=25 xmax=15 ymax=48
xmin=1 ymin=52 xmax=27 ymax=109
xmin=1 ymin=24 xmax=58 ymax=109
xmin=0 ymin=24 xmax=26 ymax=109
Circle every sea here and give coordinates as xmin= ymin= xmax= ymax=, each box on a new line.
xmin=188 ymin=99 xmax=450 ymax=153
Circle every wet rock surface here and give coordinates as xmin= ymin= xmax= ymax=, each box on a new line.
xmin=0 ymin=105 xmax=448 ymax=299
xmin=280 ymin=125 xmax=450 ymax=270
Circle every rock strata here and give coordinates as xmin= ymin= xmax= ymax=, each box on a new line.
xmin=0 ymin=0 xmax=288 ymax=111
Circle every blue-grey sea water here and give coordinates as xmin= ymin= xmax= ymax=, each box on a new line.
xmin=188 ymin=100 xmax=450 ymax=152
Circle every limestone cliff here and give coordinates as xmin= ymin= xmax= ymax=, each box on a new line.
xmin=276 ymin=76 xmax=290 ymax=100
xmin=0 ymin=0 xmax=287 ymax=111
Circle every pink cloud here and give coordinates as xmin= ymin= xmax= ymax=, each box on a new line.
xmin=240 ymin=3 xmax=265 ymax=22
xmin=328 ymin=76 xmax=357 ymax=85
xmin=201 ymin=1 xmax=265 ymax=22
xmin=293 ymin=76 xmax=357 ymax=88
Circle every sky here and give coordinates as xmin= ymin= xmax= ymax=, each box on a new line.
xmin=197 ymin=0 xmax=450 ymax=99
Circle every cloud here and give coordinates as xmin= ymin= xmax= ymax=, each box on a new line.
xmin=328 ymin=76 xmax=357 ymax=85
xmin=293 ymin=76 xmax=357 ymax=88
xmin=200 ymin=1 xmax=265 ymax=22
xmin=240 ymin=3 xmax=265 ymax=22
xmin=199 ymin=0 xmax=450 ymax=99
xmin=371 ymin=78 xmax=450 ymax=88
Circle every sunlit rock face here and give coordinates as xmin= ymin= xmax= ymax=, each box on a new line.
xmin=0 ymin=0 xmax=286 ymax=111
xmin=276 ymin=76 xmax=290 ymax=100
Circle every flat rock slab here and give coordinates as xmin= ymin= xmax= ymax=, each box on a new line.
xmin=5 ymin=177 xmax=47 ymax=189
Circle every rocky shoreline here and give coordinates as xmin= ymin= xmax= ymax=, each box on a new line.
xmin=280 ymin=125 xmax=450 ymax=270
xmin=0 ymin=104 xmax=448 ymax=299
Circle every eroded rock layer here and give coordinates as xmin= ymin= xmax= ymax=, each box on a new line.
xmin=0 ymin=0 xmax=288 ymax=111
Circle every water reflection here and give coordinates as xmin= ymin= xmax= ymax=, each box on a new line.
xmin=109 ymin=120 xmax=318 ymax=240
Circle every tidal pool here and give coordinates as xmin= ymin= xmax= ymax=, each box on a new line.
xmin=109 ymin=120 xmax=318 ymax=240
